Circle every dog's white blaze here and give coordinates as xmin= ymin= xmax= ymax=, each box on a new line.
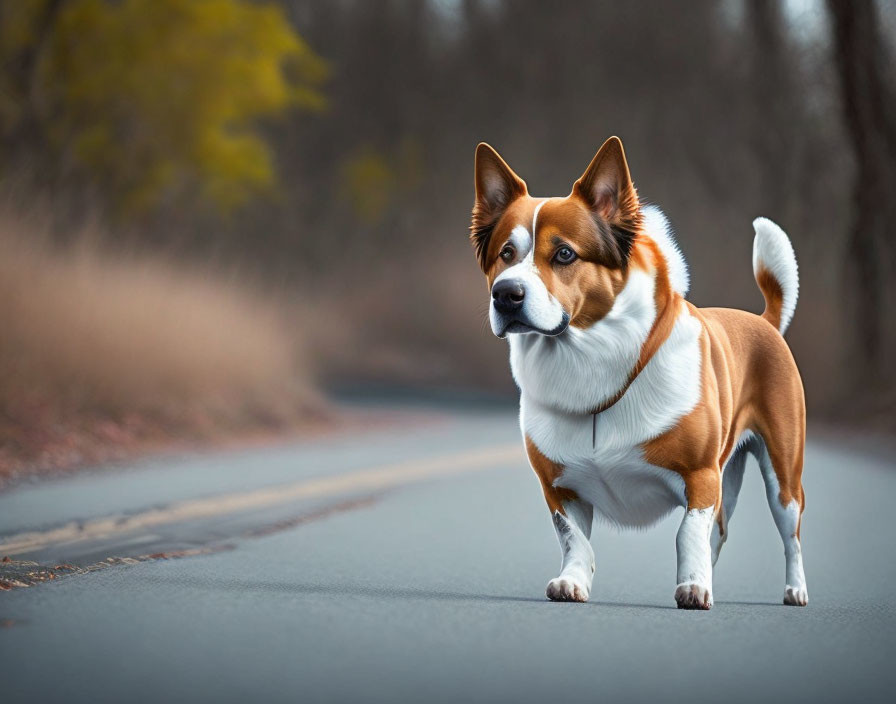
xmin=508 ymin=224 xmax=532 ymax=255
xmin=675 ymin=506 xmax=715 ymax=604
xmin=752 ymin=217 xmax=799 ymax=334
xmin=531 ymin=198 xmax=546 ymax=235
xmin=520 ymin=297 xmax=702 ymax=528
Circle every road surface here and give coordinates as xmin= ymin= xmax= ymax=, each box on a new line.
xmin=1 ymin=404 xmax=894 ymax=703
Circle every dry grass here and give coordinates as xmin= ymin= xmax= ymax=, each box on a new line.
xmin=0 ymin=213 xmax=324 ymax=484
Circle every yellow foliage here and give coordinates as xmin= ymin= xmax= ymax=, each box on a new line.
xmin=1 ymin=0 xmax=327 ymax=214
xmin=341 ymin=148 xmax=396 ymax=225
xmin=340 ymin=138 xmax=424 ymax=225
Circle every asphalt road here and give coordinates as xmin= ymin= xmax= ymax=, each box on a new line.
xmin=1 ymin=404 xmax=894 ymax=704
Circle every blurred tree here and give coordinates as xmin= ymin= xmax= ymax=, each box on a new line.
xmin=748 ymin=0 xmax=802 ymax=219
xmin=827 ymin=0 xmax=896 ymax=387
xmin=0 ymin=0 xmax=326 ymax=215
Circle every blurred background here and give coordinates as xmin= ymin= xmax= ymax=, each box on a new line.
xmin=1 ymin=0 xmax=894 ymax=483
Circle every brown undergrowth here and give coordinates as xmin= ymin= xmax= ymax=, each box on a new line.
xmin=0 ymin=213 xmax=327 ymax=487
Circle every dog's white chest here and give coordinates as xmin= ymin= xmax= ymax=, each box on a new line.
xmin=522 ymin=400 xmax=688 ymax=527
xmin=516 ymin=300 xmax=703 ymax=528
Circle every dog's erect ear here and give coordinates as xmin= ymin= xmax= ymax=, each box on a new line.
xmin=572 ymin=137 xmax=639 ymax=224
xmin=471 ymin=143 xmax=527 ymax=267
xmin=474 ymin=143 xmax=527 ymax=218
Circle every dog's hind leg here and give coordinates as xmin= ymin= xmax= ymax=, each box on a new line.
xmin=711 ymin=435 xmax=754 ymax=565
xmin=756 ymin=434 xmax=808 ymax=606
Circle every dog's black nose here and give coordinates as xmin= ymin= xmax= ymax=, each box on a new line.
xmin=492 ymin=279 xmax=525 ymax=314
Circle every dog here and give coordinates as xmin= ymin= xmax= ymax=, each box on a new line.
xmin=469 ymin=137 xmax=807 ymax=609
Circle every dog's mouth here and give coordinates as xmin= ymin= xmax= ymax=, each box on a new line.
xmin=496 ymin=314 xmax=569 ymax=339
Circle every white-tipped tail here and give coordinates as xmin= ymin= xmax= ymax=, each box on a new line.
xmin=752 ymin=217 xmax=798 ymax=334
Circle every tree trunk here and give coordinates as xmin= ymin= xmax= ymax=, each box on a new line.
xmin=748 ymin=0 xmax=797 ymax=218
xmin=826 ymin=0 xmax=896 ymax=396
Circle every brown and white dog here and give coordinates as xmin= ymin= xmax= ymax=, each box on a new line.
xmin=469 ymin=137 xmax=807 ymax=609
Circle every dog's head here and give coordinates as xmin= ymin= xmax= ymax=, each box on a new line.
xmin=470 ymin=137 xmax=642 ymax=339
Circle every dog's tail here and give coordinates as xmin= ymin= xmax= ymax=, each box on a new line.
xmin=752 ymin=217 xmax=798 ymax=335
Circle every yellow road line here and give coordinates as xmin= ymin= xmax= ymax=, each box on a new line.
xmin=0 ymin=444 xmax=523 ymax=556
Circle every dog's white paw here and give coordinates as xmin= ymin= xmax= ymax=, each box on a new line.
xmin=674 ymin=582 xmax=713 ymax=610
xmin=783 ymin=585 xmax=808 ymax=606
xmin=546 ymin=576 xmax=589 ymax=603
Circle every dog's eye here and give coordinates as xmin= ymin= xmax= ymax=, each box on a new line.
xmin=500 ymin=245 xmax=515 ymax=262
xmin=554 ymin=246 xmax=577 ymax=264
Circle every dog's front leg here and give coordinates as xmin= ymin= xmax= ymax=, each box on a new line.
xmin=675 ymin=469 xmax=720 ymax=610
xmin=546 ymin=500 xmax=595 ymax=602
xmin=525 ymin=438 xmax=594 ymax=602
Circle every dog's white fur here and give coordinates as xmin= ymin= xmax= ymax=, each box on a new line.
xmin=546 ymin=510 xmax=595 ymax=602
xmin=521 ymin=299 xmax=702 ymax=526
xmin=753 ymin=217 xmax=799 ymax=334
xmin=511 ymin=268 xmax=656 ymax=413
xmin=642 ymin=204 xmax=689 ymax=296
xmin=674 ymin=507 xmax=715 ymax=608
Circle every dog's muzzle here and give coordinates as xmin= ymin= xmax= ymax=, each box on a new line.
xmin=490 ymin=278 xmax=569 ymax=338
